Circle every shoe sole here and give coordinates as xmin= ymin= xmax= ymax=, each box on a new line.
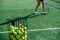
xmin=41 ymin=13 xmax=47 ymax=15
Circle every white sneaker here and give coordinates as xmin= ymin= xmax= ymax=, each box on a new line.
xmin=42 ymin=11 xmax=47 ymax=15
xmin=33 ymin=11 xmax=38 ymax=14
xmin=42 ymin=11 xmax=47 ymax=14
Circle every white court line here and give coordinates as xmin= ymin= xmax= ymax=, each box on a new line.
xmin=0 ymin=31 xmax=11 ymax=34
xmin=27 ymin=28 xmax=60 ymax=32
xmin=0 ymin=28 xmax=60 ymax=33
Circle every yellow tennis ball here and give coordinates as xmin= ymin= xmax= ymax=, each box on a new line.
xmin=10 ymin=26 xmax=14 ymax=31
xmin=22 ymin=36 xmax=25 ymax=39
xmin=24 ymin=27 xmax=27 ymax=30
xmin=20 ymin=28 xmax=24 ymax=32
xmin=10 ymin=34 xmax=14 ymax=39
xmin=24 ymin=38 xmax=27 ymax=40
xmin=13 ymin=31 xmax=17 ymax=35
xmin=19 ymin=39 xmax=21 ymax=40
xmin=17 ymin=30 xmax=22 ymax=35
xmin=25 ymin=31 xmax=27 ymax=34
xmin=22 ymin=36 xmax=27 ymax=40
xmin=22 ymin=29 xmax=24 ymax=32
xmin=12 ymin=37 xmax=16 ymax=40
xmin=14 ymin=27 xmax=18 ymax=30
xmin=25 ymin=34 xmax=28 ymax=38
xmin=16 ymin=35 xmax=20 ymax=39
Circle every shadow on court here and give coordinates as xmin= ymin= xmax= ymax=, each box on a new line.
xmin=0 ymin=13 xmax=46 ymax=25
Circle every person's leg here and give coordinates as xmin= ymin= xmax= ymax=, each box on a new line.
xmin=41 ymin=1 xmax=44 ymax=11
xmin=41 ymin=0 xmax=47 ymax=14
xmin=35 ymin=0 xmax=40 ymax=12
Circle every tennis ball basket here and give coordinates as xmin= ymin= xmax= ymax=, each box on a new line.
xmin=0 ymin=17 xmax=28 ymax=40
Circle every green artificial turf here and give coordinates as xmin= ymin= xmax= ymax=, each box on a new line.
xmin=0 ymin=0 xmax=60 ymax=40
